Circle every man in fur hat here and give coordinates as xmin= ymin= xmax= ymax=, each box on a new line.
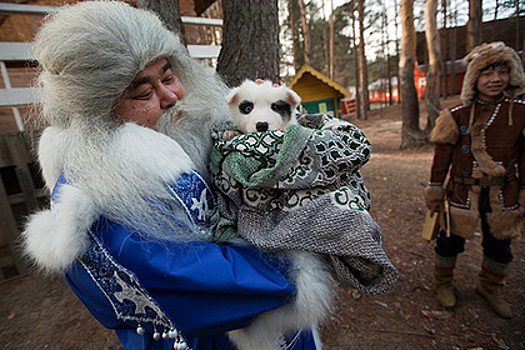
xmin=424 ymin=42 xmax=525 ymax=318
xmin=22 ymin=1 xmax=331 ymax=349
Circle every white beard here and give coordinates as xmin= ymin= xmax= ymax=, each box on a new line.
xmin=158 ymin=90 xmax=230 ymax=184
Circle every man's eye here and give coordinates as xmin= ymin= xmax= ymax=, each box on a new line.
xmin=162 ymin=75 xmax=174 ymax=84
xmin=134 ymin=89 xmax=153 ymax=100
xmin=239 ymin=101 xmax=254 ymax=114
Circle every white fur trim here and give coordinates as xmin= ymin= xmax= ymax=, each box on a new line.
xmin=38 ymin=124 xmax=195 ymax=192
xmin=38 ymin=127 xmax=67 ymax=192
xmin=227 ymin=251 xmax=333 ymax=350
xmin=111 ymin=123 xmax=194 ymax=184
xmin=30 ymin=123 xmax=197 ymax=272
xmin=23 ymin=185 xmax=98 ymax=272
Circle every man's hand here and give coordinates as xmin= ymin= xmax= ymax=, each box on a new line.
xmin=426 ymin=200 xmax=442 ymax=217
xmin=222 ymin=130 xmax=241 ymax=141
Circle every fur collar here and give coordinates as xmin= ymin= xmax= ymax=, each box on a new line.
xmin=24 ymin=123 xmax=195 ymax=272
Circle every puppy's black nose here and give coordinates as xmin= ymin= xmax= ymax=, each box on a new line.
xmin=256 ymin=122 xmax=269 ymax=132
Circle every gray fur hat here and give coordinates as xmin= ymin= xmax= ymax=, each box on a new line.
xmin=460 ymin=41 xmax=525 ymax=105
xmin=33 ymin=0 xmax=219 ymax=128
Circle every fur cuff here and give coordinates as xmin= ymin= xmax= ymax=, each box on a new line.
xmin=424 ymin=185 xmax=445 ymax=202
xmin=23 ymin=185 xmax=99 ymax=272
xmin=430 ymin=110 xmax=459 ymax=145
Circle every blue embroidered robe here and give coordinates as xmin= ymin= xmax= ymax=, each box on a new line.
xmin=52 ymin=172 xmax=318 ymax=350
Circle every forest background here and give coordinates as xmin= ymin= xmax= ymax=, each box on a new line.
xmin=192 ymin=0 xmax=524 ymax=148
xmin=274 ymin=0 xmax=524 ymax=147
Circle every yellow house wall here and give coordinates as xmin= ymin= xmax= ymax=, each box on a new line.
xmin=292 ymin=74 xmax=340 ymax=102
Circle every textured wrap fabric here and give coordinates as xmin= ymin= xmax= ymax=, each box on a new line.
xmin=210 ymin=115 xmax=398 ymax=295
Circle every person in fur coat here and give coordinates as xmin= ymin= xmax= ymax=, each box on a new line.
xmin=22 ymin=1 xmax=331 ymax=349
xmin=424 ymin=42 xmax=525 ymax=318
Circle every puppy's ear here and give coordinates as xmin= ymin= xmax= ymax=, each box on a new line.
xmin=286 ymin=89 xmax=302 ymax=109
xmin=226 ymin=87 xmax=240 ymax=106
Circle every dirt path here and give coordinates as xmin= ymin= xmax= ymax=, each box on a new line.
xmin=1 ymin=98 xmax=524 ymax=350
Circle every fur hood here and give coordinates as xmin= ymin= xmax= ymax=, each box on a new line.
xmin=461 ymin=42 xmax=525 ymax=105
xmin=23 ymin=123 xmax=195 ymax=273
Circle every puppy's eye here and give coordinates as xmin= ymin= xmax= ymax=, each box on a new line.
xmin=271 ymin=101 xmax=289 ymax=113
xmin=239 ymin=101 xmax=254 ymax=114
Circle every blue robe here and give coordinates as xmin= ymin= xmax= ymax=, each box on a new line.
xmin=53 ymin=172 xmax=318 ymax=350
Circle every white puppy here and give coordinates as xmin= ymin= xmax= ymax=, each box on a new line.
xmin=223 ymin=79 xmax=302 ymax=140
xmin=220 ymin=79 xmax=334 ymax=350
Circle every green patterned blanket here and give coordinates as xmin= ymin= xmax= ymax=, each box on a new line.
xmin=210 ymin=114 xmax=397 ymax=295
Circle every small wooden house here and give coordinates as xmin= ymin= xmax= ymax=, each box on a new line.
xmin=289 ymin=65 xmax=353 ymax=118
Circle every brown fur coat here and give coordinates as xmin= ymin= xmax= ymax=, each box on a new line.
xmin=425 ymin=99 xmax=525 ymax=240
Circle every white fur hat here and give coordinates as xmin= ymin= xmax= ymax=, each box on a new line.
xmin=460 ymin=41 xmax=525 ymax=105
xmin=33 ymin=1 xmax=206 ymax=128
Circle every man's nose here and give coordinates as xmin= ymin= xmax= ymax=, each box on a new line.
xmin=159 ymin=85 xmax=179 ymax=109
xmin=491 ymin=72 xmax=503 ymax=82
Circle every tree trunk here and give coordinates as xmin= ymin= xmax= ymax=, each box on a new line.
xmin=217 ymin=0 xmax=280 ymax=87
xmin=289 ymin=0 xmax=298 ymax=73
xmin=323 ymin=2 xmax=329 ymax=75
xmin=358 ymin=0 xmax=369 ymax=119
xmin=329 ymin=0 xmax=335 ymax=79
xmin=299 ymin=0 xmax=311 ymax=66
xmin=424 ymin=0 xmax=441 ymax=131
xmin=394 ymin=0 xmax=401 ymax=104
xmin=137 ymin=0 xmax=185 ymax=45
xmin=383 ymin=4 xmax=393 ymax=106
xmin=466 ymin=0 xmax=482 ymax=51
xmin=399 ymin=0 xmax=425 ymax=148
xmin=351 ymin=8 xmax=362 ymax=120
xmin=441 ymin=0 xmax=448 ymax=97
xmin=515 ymin=2 xmax=520 ymax=51
xmin=450 ymin=7 xmax=457 ymax=95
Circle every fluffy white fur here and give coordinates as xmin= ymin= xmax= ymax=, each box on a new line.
xmin=23 ymin=184 xmax=97 ymax=272
xmin=226 ymin=80 xmax=301 ymax=135
xmin=227 ymin=252 xmax=333 ymax=350
xmin=23 ymin=122 xmax=206 ymax=272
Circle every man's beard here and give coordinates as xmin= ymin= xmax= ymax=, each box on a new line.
xmin=157 ymin=91 xmax=230 ymax=184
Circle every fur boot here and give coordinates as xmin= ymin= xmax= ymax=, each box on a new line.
xmin=476 ymin=256 xmax=513 ymax=319
xmin=434 ymin=254 xmax=457 ymax=308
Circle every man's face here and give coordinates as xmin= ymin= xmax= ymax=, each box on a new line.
xmin=476 ymin=64 xmax=510 ymax=103
xmin=115 ymin=58 xmax=186 ymax=130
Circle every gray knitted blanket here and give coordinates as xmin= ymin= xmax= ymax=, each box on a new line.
xmin=210 ymin=114 xmax=397 ymax=295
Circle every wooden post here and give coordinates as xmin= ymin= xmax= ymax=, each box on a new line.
xmin=5 ymin=133 xmax=38 ymax=212
xmin=0 ymin=177 xmax=25 ymax=277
